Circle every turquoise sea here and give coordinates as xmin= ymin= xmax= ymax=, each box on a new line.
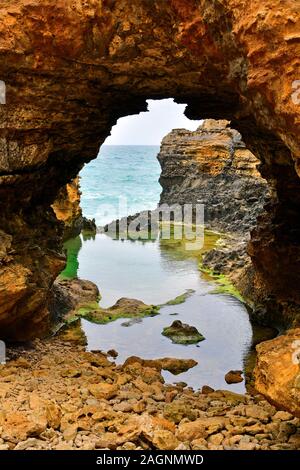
xmin=80 ymin=145 xmax=161 ymax=226
xmin=61 ymin=145 xmax=274 ymax=391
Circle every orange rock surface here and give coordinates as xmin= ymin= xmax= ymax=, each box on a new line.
xmin=52 ymin=177 xmax=83 ymax=240
xmin=255 ymin=329 xmax=300 ymax=417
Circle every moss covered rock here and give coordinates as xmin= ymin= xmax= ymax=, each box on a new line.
xmin=162 ymin=320 xmax=205 ymax=345
xmin=164 ymin=289 xmax=195 ymax=306
xmin=78 ymin=297 xmax=160 ymax=324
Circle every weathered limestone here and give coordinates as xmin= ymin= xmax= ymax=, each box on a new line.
xmin=158 ymin=119 xmax=269 ymax=233
xmin=254 ymin=329 xmax=300 ymax=417
xmin=52 ymin=177 xmax=83 ymax=241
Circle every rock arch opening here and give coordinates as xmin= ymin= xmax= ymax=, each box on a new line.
xmin=52 ymin=100 xmax=269 ymax=392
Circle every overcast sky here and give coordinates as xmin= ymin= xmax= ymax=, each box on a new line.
xmin=104 ymin=99 xmax=202 ymax=145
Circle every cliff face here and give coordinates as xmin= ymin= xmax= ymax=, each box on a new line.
xmin=158 ymin=119 xmax=269 ymax=233
xmin=0 ymin=0 xmax=299 ymax=338
xmin=52 ymin=177 xmax=83 ymax=241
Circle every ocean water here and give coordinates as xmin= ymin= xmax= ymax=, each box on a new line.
xmin=62 ymin=144 xmax=274 ymax=391
xmin=80 ymin=145 xmax=161 ymax=226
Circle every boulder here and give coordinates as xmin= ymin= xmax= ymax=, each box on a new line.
xmin=254 ymin=329 xmax=300 ymax=417
xmin=225 ymin=370 xmax=244 ymax=384
xmin=162 ymin=320 xmax=205 ymax=345
xmin=122 ymin=356 xmax=197 ymax=375
xmin=88 ymin=383 xmax=119 ymax=400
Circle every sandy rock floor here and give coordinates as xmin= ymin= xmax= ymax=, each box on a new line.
xmin=0 ymin=339 xmax=299 ymax=451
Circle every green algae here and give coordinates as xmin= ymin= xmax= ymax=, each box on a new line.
xmin=77 ymin=301 xmax=101 ymax=319
xmin=199 ymin=266 xmax=244 ymax=303
xmin=83 ymin=305 xmax=160 ymax=325
xmin=159 ymin=224 xmax=220 ymax=260
xmin=60 ymin=236 xmax=82 ymax=279
xmin=163 ymin=289 xmax=195 ymax=306
xmin=70 ymin=299 xmax=160 ymax=325
xmin=59 ymin=226 xmax=237 ymax=332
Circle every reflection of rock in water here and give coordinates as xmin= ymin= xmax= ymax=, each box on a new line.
xmin=243 ymin=321 xmax=278 ymax=393
xmin=82 ymin=217 xmax=97 ymax=241
xmin=99 ymin=208 xmax=220 ymax=268
xmin=60 ymin=236 xmax=82 ymax=279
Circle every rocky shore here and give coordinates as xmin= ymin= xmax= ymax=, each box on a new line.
xmin=1 ymin=339 xmax=299 ymax=451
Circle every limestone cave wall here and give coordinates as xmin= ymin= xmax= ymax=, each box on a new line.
xmin=0 ymin=0 xmax=299 ymax=339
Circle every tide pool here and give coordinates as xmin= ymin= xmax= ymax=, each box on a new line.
xmin=59 ymin=145 xmax=274 ymax=392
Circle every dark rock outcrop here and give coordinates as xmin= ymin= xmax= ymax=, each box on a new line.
xmin=158 ymin=120 xmax=269 ymax=234
xmin=50 ymin=277 xmax=100 ymax=328
xmin=225 ymin=370 xmax=244 ymax=385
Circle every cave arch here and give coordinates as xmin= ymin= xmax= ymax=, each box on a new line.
xmin=0 ymin=0 xmax=299 ymax=339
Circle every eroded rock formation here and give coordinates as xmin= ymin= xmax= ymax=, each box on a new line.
xmin=158 ymin=119 xmax=269 ymax=233
xmin=0 ymin=0 xmax=299 ymax=338
xmin=254 ymin=329 xmax=300 ymax=416
xmin=52 ymin=177 xmax=83 ymax=241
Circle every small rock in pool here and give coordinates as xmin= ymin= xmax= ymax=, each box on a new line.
xmin=174 ymin=381 xmax=187 ymax=388
xmin=162 ymin=320 xmax=205 ymax=345
xmin=225 ymin=370 xmax=244 ymax=384
xmin=107 ymin=349 xmax=118 ymax=358
xmin=202 ymin=385 xmax=215 ymax=394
